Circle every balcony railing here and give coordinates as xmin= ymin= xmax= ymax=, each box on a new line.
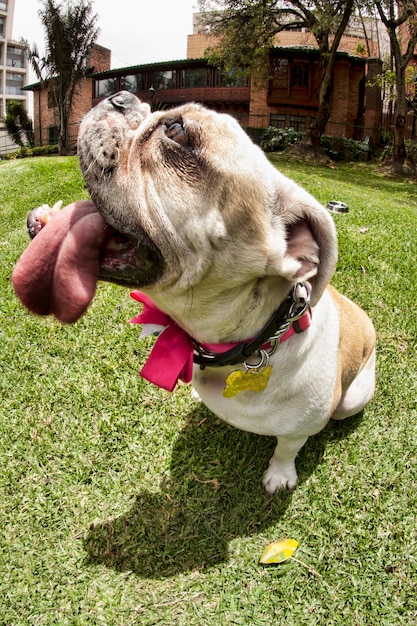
xmin=93 ymin=85 xmax=250 ymax=108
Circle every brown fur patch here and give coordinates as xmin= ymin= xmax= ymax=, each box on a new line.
xmin=328 ymin=285 xmax=376 ymax=415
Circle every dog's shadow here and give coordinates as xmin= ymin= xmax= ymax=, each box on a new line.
xmin=83 ymin=404 xmax=362 ymax=578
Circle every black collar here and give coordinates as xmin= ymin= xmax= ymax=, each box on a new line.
xmin=193 ymin=282 xmax=311 ymax=369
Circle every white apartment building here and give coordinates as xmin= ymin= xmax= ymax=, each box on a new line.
xmin=0 ymin=0 xmax=29 ymax=154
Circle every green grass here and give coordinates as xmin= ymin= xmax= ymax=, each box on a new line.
xmin=1 ymin=155 xmax=416 ymax=625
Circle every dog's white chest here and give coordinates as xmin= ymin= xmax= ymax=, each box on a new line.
xmin=192 ymin=311 xmax=339 ymax=438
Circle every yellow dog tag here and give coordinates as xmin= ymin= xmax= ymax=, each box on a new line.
xmin=223 ymin=366 xmax=272 ymax=398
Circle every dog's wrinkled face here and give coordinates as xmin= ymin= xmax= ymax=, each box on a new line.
xmin=78 ymin=92 xmax=338 ymax=340
xmin=78 ymin=92 xmax=281 ymax=292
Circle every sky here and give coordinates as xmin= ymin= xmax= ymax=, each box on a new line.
xmin=12 ymin=0 xmax=199 ymax=77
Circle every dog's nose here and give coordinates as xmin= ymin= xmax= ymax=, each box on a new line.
xmin=109 ymin=91 xmax=138 ymax=113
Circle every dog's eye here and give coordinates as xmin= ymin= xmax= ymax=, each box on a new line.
xmin=165 ymin=120 xmax=187 ymax=146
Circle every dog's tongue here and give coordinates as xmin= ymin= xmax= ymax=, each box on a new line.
xmin=12 ymin=200 xmax=107 ymax=323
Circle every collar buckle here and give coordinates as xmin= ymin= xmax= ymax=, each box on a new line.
xmin=268 ymin=282 xmax=311 ymax=343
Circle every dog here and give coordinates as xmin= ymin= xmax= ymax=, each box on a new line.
xmin=12 ymin=91 xmax=376 ymax=493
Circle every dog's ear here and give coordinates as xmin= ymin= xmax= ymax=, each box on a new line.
xmin=271 ymin=197 xmax=338 ymax=306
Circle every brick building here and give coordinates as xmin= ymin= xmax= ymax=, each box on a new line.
xmin=24 ymin=14 xmax=385 ymax=149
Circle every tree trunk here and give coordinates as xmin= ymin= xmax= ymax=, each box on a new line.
xmin=307 ymin=72 xmax=332 ymax=154
xmin=286 ymin=82 xmax=332 ymax=162
xmin=374 ymin=0 xmax=417 ymax=177
xmin=56 ymin=100 xmax=70 ymax=156
xmin=291 ymin=0 xmax=354 ymax=160
xmin=393 ymin=113 xmax=407 ymax=163
xmin=393 ymin=62 xmax=407 ymax=166
xmin=294 ymin=57 xmax=333 ymax=159
xmin=381 ymin=55 xmax=416 ymax=176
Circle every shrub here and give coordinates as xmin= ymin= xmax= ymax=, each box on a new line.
xmin=244 ymin=126 xmax=265 ymax=145
xmin=260 ymin=126 xmax=304 ymax=152
xmin=381 ymin=138 xmax=417 ymax=164
xmin=29 ymin=145 xmax=60 ymax=157
xmin=3 ymin=100 xmax=34 ymax=148
xmin=1 ymin=144 xmax=59 ymax=160
xmin=260 ymin=126 xmax=372 ymax=161
xmin=320 ymin=135 xmax=372 ymax=162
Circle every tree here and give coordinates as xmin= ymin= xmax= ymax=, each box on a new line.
xmin=374 ymin=0 xmax=417 ymax=175
xmin=25 ymin=0 xmax=99 ymax=155
xmin=3 ymin=100 xmax=34 ymax=149
xmin=198 ymin=0 xmax=356 ymax=156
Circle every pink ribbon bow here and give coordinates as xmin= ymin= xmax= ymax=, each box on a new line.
xmin=129 ymin=289 xmax=312 ymax=393
xmin=130 ymin=291 xmax=195 ymax=392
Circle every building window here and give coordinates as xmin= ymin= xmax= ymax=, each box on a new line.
xmin=270 ymin=114 xmax=286 ymax=129
xmin=0 ymin=17 xmax=4 ymax=37
xmin=291 ymin=62 xmax=309 ymax=89
xmin=290 ymin=116 xmax=306 ymax=132
xmin=153 ymin=70 xmax=176 ymax=90
xmin=120 ymin=73 xmax=142 ymax=93
xmin=184 ymin=67 xmax=208 ymax=88
xmin=216 ymin=68 xmax=248 ymax=87
xmin=48 ymin=126 xmax=58 ymax=145
xmin=271 ymin=59 xmax=289 ymax=89
xmin=6 ymin=46 xmax=25 ymax=68
xmin=0 ymin=1 xmax=8 ymax=10
xmin=48 ymin=90 xmax=56 ymax=108
xmin=6 ymin=72 xmax=24 ymax=95
xmin=94 ymin=77 xmax=116 ymax=98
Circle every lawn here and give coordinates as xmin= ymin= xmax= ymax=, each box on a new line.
xmin=0 ymin=155 xmax=416 ymax=625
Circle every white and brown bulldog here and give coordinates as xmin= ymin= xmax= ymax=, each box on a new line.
xmin=13 ymin=92 xmax=376 ymax=493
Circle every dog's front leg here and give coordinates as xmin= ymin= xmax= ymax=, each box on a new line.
xmin=262 ymin=435 xmax=308 ymax=493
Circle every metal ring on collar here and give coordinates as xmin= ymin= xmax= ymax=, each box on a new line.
xmin=243 ymin=349 xmax=270 ymax=373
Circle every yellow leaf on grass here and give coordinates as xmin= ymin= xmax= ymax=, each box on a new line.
xmin=259 ymin=538 xmax=299 ymax=564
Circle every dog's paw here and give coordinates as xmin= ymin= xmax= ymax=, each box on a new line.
xmin=262 ymin=459 xmax=298 ymax=494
